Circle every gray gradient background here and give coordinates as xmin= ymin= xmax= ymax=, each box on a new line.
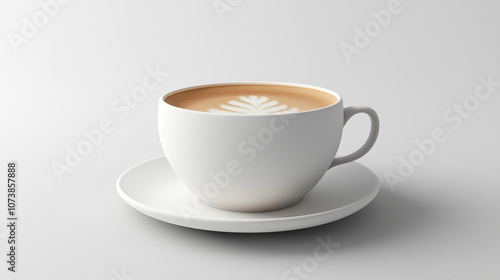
xmin=1 ymin=0 xmax=499 ymax=279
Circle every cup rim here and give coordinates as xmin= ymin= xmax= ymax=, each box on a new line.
xmin=159 ymin=81 xmax=342 ymax=116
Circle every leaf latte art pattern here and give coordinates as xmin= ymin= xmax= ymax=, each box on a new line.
xmin=207 ymin=96 xmax=300 ymax=114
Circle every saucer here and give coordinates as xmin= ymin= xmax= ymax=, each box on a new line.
xmin=116 ymin=156 xmax=380 ymax=233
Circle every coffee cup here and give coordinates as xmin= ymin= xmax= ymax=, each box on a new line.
xmin=158 ymin=82 xmax=379 ymax=212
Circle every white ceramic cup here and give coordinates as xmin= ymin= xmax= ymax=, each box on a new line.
xmin=158 ymin=82 xmax=379 ymax=212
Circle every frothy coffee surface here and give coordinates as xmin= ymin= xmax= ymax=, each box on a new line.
xmin=164 ymin=84 xmax=337 ymax=114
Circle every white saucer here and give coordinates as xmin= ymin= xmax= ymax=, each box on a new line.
xmin=116 ymin=156 xmax=380 ymax=233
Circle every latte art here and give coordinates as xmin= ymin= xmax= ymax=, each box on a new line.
xmin=207 ymin=95 xmax=299 ymax=115
xmin=164 ymin=84 xmax=337 ymax=114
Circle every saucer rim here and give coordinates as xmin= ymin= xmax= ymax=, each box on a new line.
xmin=116 ymin=156 xmax=380 ymax=231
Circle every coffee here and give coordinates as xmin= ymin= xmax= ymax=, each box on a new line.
xmin=164 ymin=84 xmax=337 ymax=114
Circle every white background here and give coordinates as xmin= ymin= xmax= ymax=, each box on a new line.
xmin=1 ymin=0 xmax=500 ymax=279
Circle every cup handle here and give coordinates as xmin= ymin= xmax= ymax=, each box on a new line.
xmin=329 ymin=106 xmax=380 ymax=169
